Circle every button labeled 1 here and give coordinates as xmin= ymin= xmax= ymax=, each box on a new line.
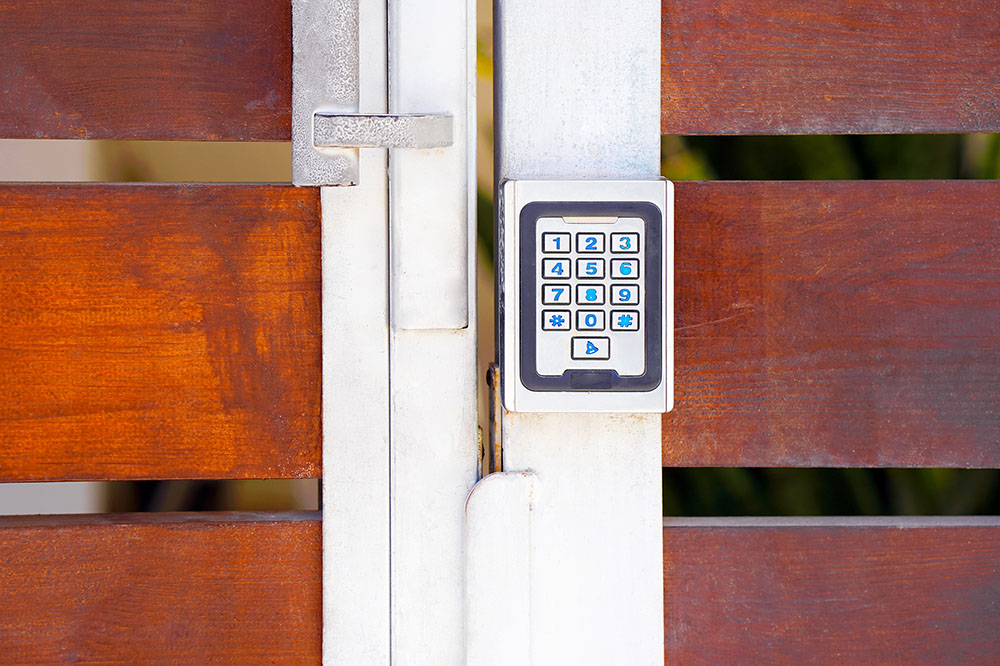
xmin=542 ymin=232 xmax=571 ymax=253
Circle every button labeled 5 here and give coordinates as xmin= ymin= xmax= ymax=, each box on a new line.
xmin=576 ymin=258 xmax=605 ymax=279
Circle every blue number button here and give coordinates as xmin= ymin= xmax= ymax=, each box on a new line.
xmin=610 ymin=310 xmax=640 ymax=331
xmin=575 ymin=258 xmax=605 ymax=280
xmin=576 ymin=233 xmax=605 ymax=253
xmin=610 ymin=285 xmax=639 ymax=305
xmin=542 ymin=232 xmax=571 ymax=253
xmin=542 ymin=284 xmax=571 ymax=305
xmin=575 ymin=284 xmax=606 ymax=305
xmin=542 ymin=258 xmax=571 ymax=279
xmin=610 ymin=233 xmax=640 ymax=253
xmin=541 ymin=309 xmax=571 ymax=331
xmin=576 ymin=310 xmax=606 ymax=331
xmin=571 ymin=337 xmax=611 ymax=360
xmin=611 ymin=259 xmax=640 ymax=279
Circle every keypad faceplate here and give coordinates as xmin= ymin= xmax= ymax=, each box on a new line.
xmin=535 ymin=216 xmax=646 ymax=377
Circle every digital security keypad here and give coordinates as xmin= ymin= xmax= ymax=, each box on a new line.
xmin=535 ymin=215 xmax=647 ymax=378
xmin=499 ymin=179 xmax=673 ymax=413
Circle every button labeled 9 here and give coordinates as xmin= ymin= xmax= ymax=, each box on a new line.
xmin=610 ymin=285 xmax=639 ymax=305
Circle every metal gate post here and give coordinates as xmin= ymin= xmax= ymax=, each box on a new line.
xmin=491 ymin=1 xmax=665 ymax=664
xmin=295 ymin=0 xmax=477 ymax=663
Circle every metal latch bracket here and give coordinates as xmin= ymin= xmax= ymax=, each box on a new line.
xmin=314 ymin=112 xmax=453 ymax=151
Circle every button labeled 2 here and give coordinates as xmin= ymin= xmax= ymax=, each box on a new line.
xmin=576 ymin=233 xmax=605 ymax=253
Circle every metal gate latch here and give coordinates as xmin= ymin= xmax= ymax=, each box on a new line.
xmin=314 ymin=112 xmax=453 ymax=151
xmin=292 ymin=0 xmax=471 ymax=328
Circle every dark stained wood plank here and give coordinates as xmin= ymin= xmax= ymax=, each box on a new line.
xmin=0 ymin=184 xmax=321 ymax=480
xmin=0 ymin=512 xmax=320 ymax=663
xmin=662 ymin=0 xmax=1000 ymax=134
xmin=663 ymin=518 xmax=1000 ymax=665
xmin=0 ymin=0 xmax=291 ymax=140
xmin=664 ymin=181 xmax=1000 ymax=467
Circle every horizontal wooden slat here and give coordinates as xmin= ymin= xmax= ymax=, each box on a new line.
xmin=0 ymin=184 xmax=321 ymax=480
xmin=664 ymin=517 xmax=1000 ymax=664
xmin=665 ymin=181 xmax=1000 ymax=467
xmin=0 ymin=1 xmax=291 ymax=140
xmin=662 ymin=0 xmax=1000 ymax=134
xmin=0 ymin=512 xmax=320 ymax=662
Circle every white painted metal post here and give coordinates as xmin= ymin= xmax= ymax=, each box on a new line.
xmin=491 ymin=1 xmax=665 ymax=664
xmin=296 ymin=0 xmax=479 ymax=661
xmin=388 ymin=0 xmax=479 ymax=663
xmin=319 ymin=1 xmax=391 ymax=664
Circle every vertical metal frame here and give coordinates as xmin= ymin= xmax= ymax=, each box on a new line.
xmin=388 ymin=0 xmax=479 ymax=662
xmin=310 ymin=0 xmax=478 ymax=663
xmin=489 ymin=1 xmax=665 ymax=664
xmin=320 ymin=0 xmax=390 ymax=663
